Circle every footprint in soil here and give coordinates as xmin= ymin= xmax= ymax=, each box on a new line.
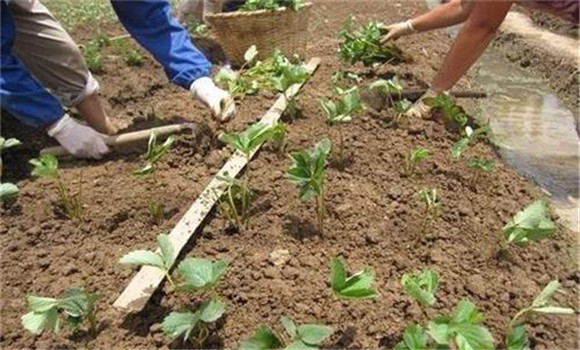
xmin=283 ymin=214 xmax=319 ymax=240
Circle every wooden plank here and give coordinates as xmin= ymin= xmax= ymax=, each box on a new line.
xmin=113 ymin=58 xmax=321 ymax=313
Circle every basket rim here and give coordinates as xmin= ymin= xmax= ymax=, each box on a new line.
xmin=205 ymin=2 xmax=312 ymax=19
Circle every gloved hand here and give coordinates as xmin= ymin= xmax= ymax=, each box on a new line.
xmin=380 ymin=19 xmax=417 ymax=43
xmin=190 ymin=77 xmax=236 ymax=122
xmin=405 ymin=89 xmax=439 ymax=119
xmin=47 ymin=114 xmax=110 ymax=159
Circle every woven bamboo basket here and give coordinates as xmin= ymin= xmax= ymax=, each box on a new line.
xmin=205 ymin=3 xmax=312 ymax=66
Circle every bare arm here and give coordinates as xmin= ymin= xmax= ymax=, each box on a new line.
xmin=431 ymin=0 xmax=513 ymax=92
xmin=412 ymin=0 xmax=475 ymax=32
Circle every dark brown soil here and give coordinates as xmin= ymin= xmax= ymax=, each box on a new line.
xmin=1 ymin=1 xmax=578 ymax=350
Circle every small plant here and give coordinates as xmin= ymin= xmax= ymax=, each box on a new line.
xmin=216 ymin=46 xmax=260 ymax=98
xmin=83 ymin=38 xmax=106 ymax=73
xmin=287 ymin=138 xmax=331 ymax=232
xmin=499 ymin=200 xmax=556 ymax=252
xmin=369 ymin=77 xmax=403 ymax=106
xmin=0 ymin=137 xmax=21 ymax=205
xmin=220 ymin=122 xmax=278 ymax=228
xmin=241 ymin=0 xmax=303 ymax=11
xmin=424 ymin=93 xmax=468 ymax=129
xmin=428 ymin=300 xmax=495 ymax=350
xmin=187 ymin=19 xmax=208 ymax=36
xmin=394 ymin=324 xmax=429 ymax=350
xmin=268 ymin=123 xmax=287 ymax=154
xmin=331 ymin=257 xmax=377 ymax=299
xmin=332 ymin=71 xmax=363 ymax=86
xmin=119 ymin=233 xmax=176 ymax=287
xmin=134 ymin=133 xmax=174 ymax=224
xmin=467 ymin=157 xmax=497 ymax=186
xmin=401 ymin=269 xmax=439 ymax=307
xmin=451 ymin=125 xmax=490 ymax=159
xmin=125 ymin=48 xmax=144 ymax=67
xmin=505 ymin=280 xmax=575 ymax=350
xmin=404 ymin=147 xmax=430 ymax=176
xmin=21 ymin=288 xmax=98 ymax=335
xmin=239 ymin=316 xmax=333 ymax=350
xmin=416 ymin=188 xmax=440 ymax=234
xmin=320 ymin=87 xmax=362 ymax=158
xmin=272 ymin=62 xmax=309 ymax=121
xmin=30 ymin=154 xmax=82 ymax=219
xmin=339 ymin=16 xmax=405 ymax=66
xmin=162 ymin=257 xmax=228 ymax=346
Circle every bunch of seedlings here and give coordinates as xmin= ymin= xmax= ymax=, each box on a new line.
xmin=416 ymin=188 xmax=441 ymax=234
xmin=498 ymin=200 xmax=556 ymax=255
xmin=21 ymin=288 xmax=98 ymax=336
xmin=0 ymin=137 xmax=22 ymax=204
xmin=29 ymin=154 xmax=83 ymax=220
xmin=424 ymin=93 xmax=468 ymax=130
xmin=119 ymin=234 xmax=228 ymax=346
xmin=320 ymin=86 xmax=362 ymax=159
xmin=239 ymin=316 xmax=333 ymax=350
xmin=339 ymin=16 xmax=405 ymax=66
xmin=287 ymin=138 xmax=332 ymax=232
xmin=404 ymin=147 xmax=430 ymax=176
xmin=219 ymin=121 xmax=279 ymax=230
xmin=331 ymin=257 xmax=377 ymax=299
xmin=216 ymin=46 xmax=260 ymax=98
xmin=134 ymin=132 xmax=175 ymax=224
xmin=240 ymin=0 xmax=303 ymax=11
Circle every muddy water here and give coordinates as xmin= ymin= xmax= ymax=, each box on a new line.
xmin=425 ymin=0 xmax=579 ymax=231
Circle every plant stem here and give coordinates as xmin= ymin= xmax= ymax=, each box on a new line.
xmin=316 ymin=185 xmax=325 ymax=233
xmin=227 ymin=185 xmax=242 ymax=230
xmin=242 ymin=154 xmax=251 ymax=228
xmin=508 ymin=307 xmax=530 ymax=330
xmin=165 ymin=272 xmax=176 ymax=290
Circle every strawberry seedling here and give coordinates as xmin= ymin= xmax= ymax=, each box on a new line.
xmin=320 ymin=86 xmax=362 ymax=159
xmin=21 ymin=288 xmax=98 ymax=335
xmin=451 ymin=125 xmax=490 ymax=159
xmin=499 ymin=200 xmax=556 ymax=252
xmin=424 ymin=93 xmax=468 ymax=130
xmin=134 ymin=132 xmax=175 ymax=224
xmin=339 ymin=16 xmax=405 ymax=66
xmin=0 ymin=137 xmax=22 ymax=205
xmin=427 ymin=300 xmax=495 ymax=350
xmin=287 ymin=138 xmax=331 ymax=232
xmin=220 ymin=122 xmax=278 ymax=229
xmin=163 ymin=258 xmax=228 ymax=346
xmin=30 ymin=154 xmax=83 ymax=219
xmin=239 ymin=316 xmax=334 ymax=350
xmin=467 ymin=157 xmax=496 ymax=186
xmin=404 ymin=147 xmax=430 ymax=176
xmin=506 ymin=280 xmax=575 ymax=350
xmin=119 ymin=233 xmax=176 ymax=288
xmin=83 ymin=37 xmax=107 ymax=73
xmin=369 ymin=77 xmax=411 ymax=123
xmin=401 ymin=269 xmax=439 ymax=307
xmin=416 ymin=188 xmax=440 ymax=234
xmin=125 ymin=48 xmax=144 ymax=67
xmin=216 ymin=46 xmax=260 ymax=98
xmin=272 ymin=62 xmax=309 ymax=121
xmin=331 ymin=257 xmax=377 ymax=299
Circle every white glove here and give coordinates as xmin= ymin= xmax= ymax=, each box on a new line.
xmin=47 ymin=114 xmax=110 ymax=159
xmin=190 ymin=77 xmax=236 ymax=122
xmin=405 ymin=89 xmax=439 ymax=119
xmin=381 ymin=20 xmax=417 ymax=43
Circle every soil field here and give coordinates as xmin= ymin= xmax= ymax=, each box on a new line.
xmin=1 ymin=1 xmax=578 ymax=350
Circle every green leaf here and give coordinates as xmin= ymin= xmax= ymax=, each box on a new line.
xmin=281 ymin=315 xmax=298 ymax=338
xmin=27 ymin=296 xmax=59 ymax=313
xmin=0 ymin=137 xmax=22 ymax=151
xmin=177 ymin=258 xmax=227 ymax=290
xmin=59 ymin=288 xmax=97 ymax=320
xmin=452 ymin=300 xmax=483 ymax=324
xmin=216 ymin=67 xmax=238 ymax=84
xmin=244 ymin=45 xmax=259 ymax=64
xmin=395 ymin=324 xmax=428 ymax=350
xmin=453 ymin=324 xmax=495 ymax=350
xmin=427 ymin=321 xmax=451 ymax=345
xmin=30 ymin=154 xmax=59 ymax=178
xmin=401 ymin=269 xmax=439 ymax=307
xmin=503 ymin=200 xmax=556 ymax=246
xmin=240 ymin=326 xmax=282 ymax=350
xmin=331 ymin=258 xmax=347 ymax=292
xmin=21 ymin=309 xmax=59 ymax=335
xmin=162 ymin=310 xmax=200 ymax=341
xmin=531 ymin=280 xmax=560 ymax=308
xmin=199 ymin=299 xmax=226 ymax=322
xmin=158 ymin=234 xmax=175 ymax=269
xmin=119 ymin=250 xmax=165 ymax=270
xmin=451 ymin=137 xmax=470 ymax=159
xmin=506 ymin=324 xmax=530 ymax=350
xmin=297 ymin=324 xmax=334 ymax=345
xmin=285 ymin=340 xmax=318 ymax=350
xmin=0 ymin=182 xmax=19 ymax=203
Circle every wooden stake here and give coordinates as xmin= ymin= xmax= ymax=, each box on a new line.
xmin=113 ymin=57 xmax=321 ymax=313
